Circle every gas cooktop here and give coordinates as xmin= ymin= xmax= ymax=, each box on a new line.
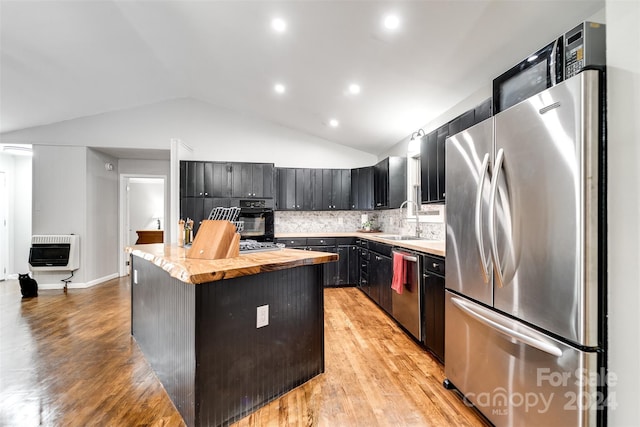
xmin=238 ymin=240 xmax=283 ymax=253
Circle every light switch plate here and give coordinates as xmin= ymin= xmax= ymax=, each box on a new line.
xmin=256 ymin=305 xmax=269 ymax=328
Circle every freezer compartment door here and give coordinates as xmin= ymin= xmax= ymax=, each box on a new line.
xmin=445 ymin=291 xmax=599 ymax=427
xmin=445 ymin=118 xmax=494 ymax=306
xmin=491 ymin=70 xmax=600 ymax=348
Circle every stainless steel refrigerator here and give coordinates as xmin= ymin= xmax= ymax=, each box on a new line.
xmin=444 ymin=69 xmax=606 ymax=426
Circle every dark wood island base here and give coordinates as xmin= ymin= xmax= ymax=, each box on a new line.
xmin=129 ymin=245 xmax=336 ymax=427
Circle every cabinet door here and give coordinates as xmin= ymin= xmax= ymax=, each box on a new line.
xmin=350 ymin=169 xmax=359 ymax=209
xmin=423 ymin=273 xmax=445 ymax=362
xmin=309 ymin=246 xmax=338 ymax=286
xmin=276 ymin=168 xmax=296 ymax=210
xmin=310 ymin=169 xmax=324 ymax=210
xmin=322 ymin=169 xmax=334 ymax=209
xmin=180 ymin=161 xmax=190 ymax=198
xmin=387 ymin=157 xmax=406 ymax=209
xmin=211 ymin=162 xmax=230 ymax=197
xmin=426 ymin=131 xmax=439 ymax=202
xmin=359 ymin=167 xmax=374 ymax=210
xmin=436 ymin=124 xmax=449 ymax=202
xmin=336 ymin=169 xmax=351 ymax=210
xmin=374 ymin=159 xmax=388 ymax=208
xmin=348 ymin=245 xmax=359 ymax=284
xmin=296 ymin=168 xmax=313 ymax=210
xmin=257 ymin=164 xmax=274 ymax=198
xmin=337 ymin=245 xmax=350 ymax=286
xmin=183 ymin=161 xmax=199 ymax=197
xmin=194 ymin=162 xmax=205 ymax=197
xmin=378 ymin=254 xmax=393 ymax=314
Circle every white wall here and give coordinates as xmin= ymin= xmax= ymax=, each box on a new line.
xmin=32 ymin=145 xmax=87 ymax=286
xmin=0 ymin=98 xmax=378 ymax=168
xmin=85 ymin=148 xmax=119 ymax=284
xmin=13 ymin=156 xmax=32 ymax=273
xmin=606 ymin=0 xmax=640 ymax=424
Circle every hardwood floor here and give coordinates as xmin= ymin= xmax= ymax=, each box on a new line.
xmin=0 ymin=277 xmax=486 ymax=426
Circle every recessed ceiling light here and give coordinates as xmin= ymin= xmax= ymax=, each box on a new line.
xmin=329 ymin=119 xmax=339 ymax=128
xmin=271 ymin=18 xmax=287 ymax=33
xmin=348 ymin=84 xmax=361 ymax=95
xmin=274 ymin=83 xmax=286 ymax=94
xmin=383 ymin=14 xmax=400 ymax=30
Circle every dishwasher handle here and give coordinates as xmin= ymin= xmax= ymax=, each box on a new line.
xmin=392 ymin=251 xmax=418 ymax=262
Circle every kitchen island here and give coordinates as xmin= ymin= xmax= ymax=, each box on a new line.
xmin=128 ymin=244 xmax=337 ymax=427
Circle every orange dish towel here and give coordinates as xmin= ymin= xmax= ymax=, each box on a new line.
xmin=391 ymin=252 xmax=405 ymax=294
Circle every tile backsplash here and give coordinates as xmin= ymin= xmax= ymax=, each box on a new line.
xmin=275 ymin=206 xmax=445 ymax=241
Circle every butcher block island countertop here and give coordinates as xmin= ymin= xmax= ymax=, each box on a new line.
xmin=128 ymin=243 xmax=338 ymax=284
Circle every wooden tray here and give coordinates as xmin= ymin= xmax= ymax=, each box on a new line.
xmin=357 ymin=229 xmax=383 ymax=233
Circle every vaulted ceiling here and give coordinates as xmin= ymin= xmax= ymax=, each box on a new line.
xmin=0 ymin=0 xmax=603 ymax=155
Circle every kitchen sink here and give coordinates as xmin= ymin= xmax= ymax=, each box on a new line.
xmin=380 ymin=235 xmax=425 ymax=241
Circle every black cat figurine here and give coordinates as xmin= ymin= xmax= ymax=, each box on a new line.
xmin=18 ymin=273 xmax=38 ymax=298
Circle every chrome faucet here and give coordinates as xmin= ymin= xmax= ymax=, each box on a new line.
xmin=399 ymin=200 xmax=421 ymax=237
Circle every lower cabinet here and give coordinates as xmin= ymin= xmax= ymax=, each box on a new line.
xmin=276 ymin=237 xmax=356 ymax=287
xmin=369 ymin=251 xmax=392 ymax=314
xmin=422 ymin=254 xmax=445 ymax=362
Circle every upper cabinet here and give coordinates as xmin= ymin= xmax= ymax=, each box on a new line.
xmin=230 ymin=162 xmax=274 ymax=198
xmin=350 ymin=166 xmax=374 ymax=210
xmin=374 ymin=157 xmax=407 ymax=209
xmin=180 ymin=160 xmax=274 ymax=231
xmin=276 ymin=168 xmax=313 ymax=210
xmin=276 ymin=168 xmax=351 ymax=211
xmin=421 ymin=97 xmax=492 ymax=204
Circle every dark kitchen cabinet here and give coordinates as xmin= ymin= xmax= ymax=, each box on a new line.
xmin=181 ymin=161 xmax=274 ymax=233
xmin=374 ymin=157 xmax=407 ymax=209
xmin=357 ymin=241 xmax=370 ymax=296
xmin=422 ymin=254 xmax=445 ymax=363
xmin=436 ymin=124 xmax=449 ymax=202
xmin=420 ymin=124 xmax=448 ymax=204
xmin=230 ymin=162 xmax=274 ymax=198
xmin=275 ymin=237 xmax=356 ymax=287
xmin=368 ymin=241 xmax=393 ymax=314
xmin=276 ymin=168 xmax=312 ymax=210
xmin=348 ymin=244 xmax=359 ymax=285
xmin=319 ymin=169 xmax=351 ymax=210
xmin=350 ymin=166 xmax=374 ymax=210
xmin=276 ymin=168 xmax=350 ymax=211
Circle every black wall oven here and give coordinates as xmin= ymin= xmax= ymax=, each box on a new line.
xmin=237 ymin=199 xmax=274 ymax=242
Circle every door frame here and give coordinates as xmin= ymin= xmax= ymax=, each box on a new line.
xmin=119 ymin=173 xmax=166 ymax=277
xmin=0 ymin=172 xmax=6 ymax=280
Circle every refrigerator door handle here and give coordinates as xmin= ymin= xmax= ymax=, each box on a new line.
xmin=474 ymin=152 xmax=491 ymax=283
xmin=489 ymin=148 xmax=505 ymax=287
xmin=451 ymin=297 xmax=563 ymax=357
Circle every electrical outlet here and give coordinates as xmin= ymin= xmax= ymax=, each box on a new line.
xmin=338 ymin=217 xmax=344 ymax=225
xmin=133 ymin=269 xmax=138 ymax=284
xmin=256 ymin=305 xmax=269 ymax=328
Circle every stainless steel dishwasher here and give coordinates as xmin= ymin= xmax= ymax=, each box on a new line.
xmin=391 ymin=249 xmax=421 ymax=340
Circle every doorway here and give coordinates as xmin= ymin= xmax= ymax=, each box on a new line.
xmin=119 ymin=175 xmax=166 ymax=276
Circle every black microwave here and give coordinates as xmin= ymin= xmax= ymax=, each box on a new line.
xmin=493 ymin=21 xmax=605 ymax=114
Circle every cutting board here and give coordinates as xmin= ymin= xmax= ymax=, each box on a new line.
xmin=187 ymin=220 xmax=240 ymax=260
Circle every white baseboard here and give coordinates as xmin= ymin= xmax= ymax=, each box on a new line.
xmin=37 ymin=272 xmax=119 ymax=290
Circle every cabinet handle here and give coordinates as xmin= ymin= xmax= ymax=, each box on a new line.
xmin=433 ymin=263 xmax=440 ymax=268
xmin=423 ymin=273 xmax=430 ymax=279
xmin=204 ymin=192 xmax=208 ymax=196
